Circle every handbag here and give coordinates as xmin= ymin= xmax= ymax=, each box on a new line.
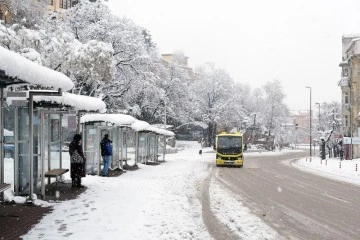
xmin=71 ymin=149 xmax=84 ymax=163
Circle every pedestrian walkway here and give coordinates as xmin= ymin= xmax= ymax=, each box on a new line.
xmin=293 ymin=156 xmax=360 ymax=186
xmin=0 ymin=182 xmax=86 ymax=240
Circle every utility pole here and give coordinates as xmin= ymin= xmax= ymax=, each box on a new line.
xmin=315 ymin=102 xmax=320 ymax=131
xmin=251 ymin=113 xmax=256 ymax=144
xmin=350 ymin=80 xmax=353 ymax=160
xmin=306 ymin=86 xmax=312 ymax=157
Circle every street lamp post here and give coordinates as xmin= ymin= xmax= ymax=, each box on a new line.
xmin=315 ymin=102 xmax=320 ymax=130
xmin=306 ymin=86 xmax=312 ymax=157
xmin=349 ymin=81 xmax=354 ymax=160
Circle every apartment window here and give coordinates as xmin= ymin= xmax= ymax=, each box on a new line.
xmin=72 ymin=0 xmax=79 ymax=6
xmin=60 ymin=0 xmax=69 ymax=9
xmin=345 ymin=92 xmax=349 ymax=104
xmin=60 ymin=0 xmax=73 ymax=9
xmin=345 ymin=116 xmax=348 ymax=127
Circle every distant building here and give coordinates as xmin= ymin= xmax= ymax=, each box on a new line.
xmin=339 ymin=35 xmax=360 ymax=159
xmin=161 ymin=53 xmax=197 ymax=83
xmin=0 ymin=0 xmax=79 ymax=24
xmin=48 ymin=0 xmax=78 ymax=11
xmin=0 ymin=0 xmax=12 ymax=24
xmin=289 ymin=110 xmax=311 ymax=144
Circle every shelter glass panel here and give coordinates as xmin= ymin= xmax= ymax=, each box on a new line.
xmin=158 ymin=135 xmax=166 ymax=161
xmin=84 ymin=125 xmax=99 ymax=175
xmin=3 ymin=107 xmax=15 ymax=185
xmin=138 ymin=132 xmax=147 ymax=163
xmin=126 ymin=131 xmax=136 ymax=166
xmin=148 ymin=134 xmax=156 ymax=162
xmin=17 ymin=108 xmax=29 ymax=194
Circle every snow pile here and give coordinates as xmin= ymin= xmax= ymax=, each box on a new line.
xmin=80 ymin=113 xmax=136 ymax=126
xmin=34 ymin=92 xmax=106 ymax=111
xmin=0 ymin=46 xmax=74 ymax=91
xmin=147 ymin=126 xmax=175 ymax=136
xmin=292 ymin=156 xmax=360 ymax=186
xmin=210 ymin=177 xmax=280 ymax=240
xmin=4 ymin=129 xmax=14 ymax=136
xmin=131 ymin=119 xmax=150 ymax=131
xmin=6 ymin=91 xmax=106 ymax=111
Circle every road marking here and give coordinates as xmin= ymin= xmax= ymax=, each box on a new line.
xmin=321 ymin=193 xmax=351 ymax=204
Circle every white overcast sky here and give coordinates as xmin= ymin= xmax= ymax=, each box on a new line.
xmin=107 ymin=0 xmax=360 ymax=110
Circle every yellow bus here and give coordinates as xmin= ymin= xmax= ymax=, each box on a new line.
xmin=215 ymin=132 xmax=244 ymax=167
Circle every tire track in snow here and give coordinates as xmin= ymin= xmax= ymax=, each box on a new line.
xmin=201 ymin=165 xmax=238 ymax=240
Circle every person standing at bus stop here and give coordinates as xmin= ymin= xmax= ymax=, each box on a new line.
xmin=100 ymin=134 xmax=112 ymax=177
xmin=69 ymin=134 xmax=86 ymax=188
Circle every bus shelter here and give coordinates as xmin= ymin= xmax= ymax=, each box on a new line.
xmin=147 ymin=126 xmax=175 ymax=162
xmin=130 ymin=121 xmax=175 ymax=164
xmin=130 ymin=120 xmax=150 ymax=164
xmin=5 ymin=91 xmax=106 ymax=198
xmin=80 ymin=114 xmax=137 ymax=175
xmin=0 ymin=46 xmax=74 ymax=201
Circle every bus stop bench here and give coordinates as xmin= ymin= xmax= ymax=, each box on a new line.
xmin=0 ymin=183 xmax=11 ymax=193
xmin=119 ymin=158 xmax=131 ymax=166
xmin=45 ymin=169 xmax=69 ymax=186
xmin=0 ymin=183 xmax=11 ymax=202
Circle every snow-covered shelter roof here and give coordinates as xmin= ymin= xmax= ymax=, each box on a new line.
xmin=33 ymin=92 xmax=106 ymax=111
xmin=80 ymin=114 xmax=136 ymax=126
xmin=6 ymin=91 xmax=106 ymax=111
xmin=147 ymin=126 xmax=175 ymax=136
xmin=132 ymin=121 xmax=175 ymax=136
xmin=131 ymin=120 xmax=150 ymax=132
xmin=0 ymin=46 xmax=74 ymax=90
xmin=80 ymin=114 xmax=175 ymax=136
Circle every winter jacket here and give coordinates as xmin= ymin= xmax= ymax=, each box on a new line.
xmin=100 ymin=139 xmax=112 ymax=157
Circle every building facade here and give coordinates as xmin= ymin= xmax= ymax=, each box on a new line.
xmin=48 ymin=0 xmax=78 ymax=11
xmin=161 ymin=53 xmax=197 ymax=83
xmin=0 ymin=0 xmax=12 ymax=24
xmin=0 ymin=0 xmax=78 ymax=23
xmin=339 ymin=35 xmax=360 ymax=159
xmin=289 ymin=110 xmax=311 ymax=144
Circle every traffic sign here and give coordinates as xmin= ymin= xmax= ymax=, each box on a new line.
xmin=343 ymin=137 xmax=360 ymax=144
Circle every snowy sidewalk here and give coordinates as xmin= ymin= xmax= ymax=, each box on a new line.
xmin=20 ymin=141 xmax=280 ymax=240
xmin=292 ymin=156 xmax=360 ymax=186
xmin=22 ymin=142 xmax=212 ymax=240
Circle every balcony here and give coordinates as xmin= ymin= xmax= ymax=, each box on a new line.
xmin=338 ymin=77 xmax=349 ymax=87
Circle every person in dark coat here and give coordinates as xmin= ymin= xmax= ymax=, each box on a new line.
xmin=69 ymin=134 xmax=86 ymax=188
xmin=100 ymin=134 xmax=112 ymax=177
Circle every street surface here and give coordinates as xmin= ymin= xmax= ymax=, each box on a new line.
xmin=202 ymin=151 xmax=360 ymax=240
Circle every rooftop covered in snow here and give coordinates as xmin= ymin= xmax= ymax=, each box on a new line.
xmin=6 ymin=91 xmax=106 ymax=112
xmin=147 ymin=126 xmax=175 ymax=136
xmin=0 ymin=46 xmax=74 ymax=91
xmin=80 ymin=113 xmax=137 ymax=126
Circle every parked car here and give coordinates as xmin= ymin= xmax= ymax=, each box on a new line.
xmin=166 ymin=136 xmax=176 ymax=148
xmin=4 ymin=129 xmax=15 ymax=158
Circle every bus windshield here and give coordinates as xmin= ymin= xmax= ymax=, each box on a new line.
xmin=217 ymin=136 xmax=242 ymax=150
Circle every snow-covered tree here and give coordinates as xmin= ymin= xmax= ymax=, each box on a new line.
xmin=7 ymin=0 xmax=48 ymax=28
xmin=261 ymin=80 xmax=289 ymax=136
xmin=189 ymin=64 xmax=235 ymax=146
